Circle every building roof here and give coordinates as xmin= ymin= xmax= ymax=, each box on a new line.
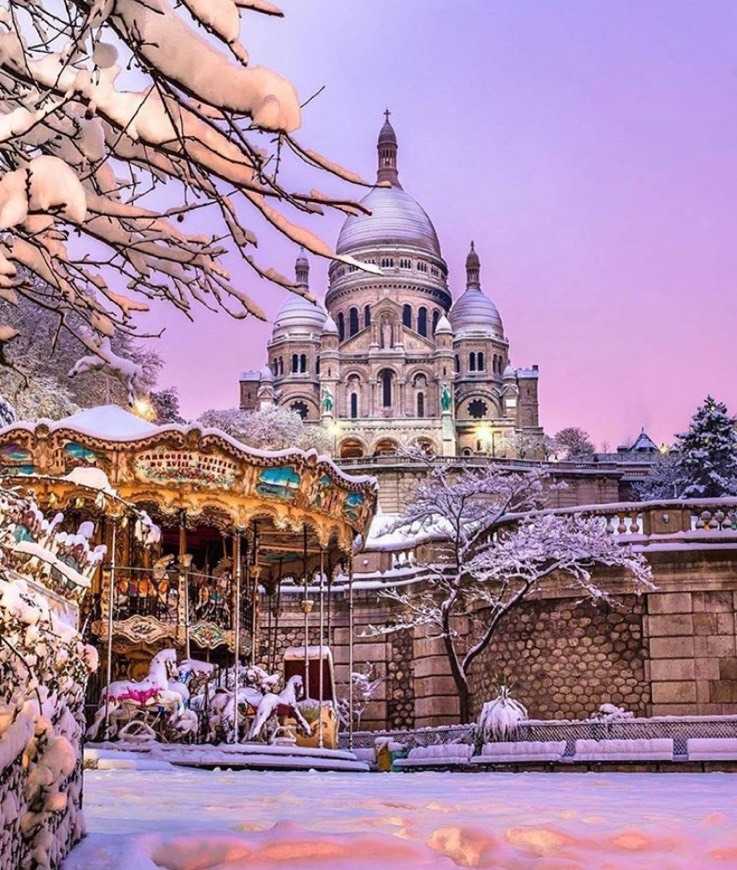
xmin=335 ymin=185 xmax=442 ymax=259
xmin=272 ymin=295 xmax=327 ymax=337
xmin=448 ymin=243 xmax=504 ymax=338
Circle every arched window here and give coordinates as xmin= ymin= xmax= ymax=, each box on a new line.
xmin=418 ymin=307 xmax=427 ymax=336
xmin=417 ymin=392 xmax=425 ymax=418
xmin=315 ymin=356 xmax=320 ymax=375
xmin=455 ymin=354 xmax=460 ymax=373
xmin=403 ymin=304 xmax=412 ymax=329
xmin=350 ymin=393 xmax=358 ymax=419
xmin=291 ymin=401 xmax=309 ymax=420
xmin=291 ymin=354 xmax=299 ymax=373
xmin=337 ymin=312 xmax=345 ymax=341
xmin=364 ymin=305 xmax=371 ymax=328
xmin=477 ymin=351 xmax=484 ymax=371
xmin=469 ymin=352 xmax=476 ymax=372
xmin=432 ymin=309 xmax=440 ymax=333
xmin=299 ymin=353 xmax=307 ymax=373
xmin=380 ymin=370 xmax=393 ymax=408
xmin=349 ymin=307 xmax=359 ymax=336
xmin=340 ymin=439 xmax=364 ymax=459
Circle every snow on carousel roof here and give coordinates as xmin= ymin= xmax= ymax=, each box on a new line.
xmin=55 ymin=405 xmax=160 ymax=439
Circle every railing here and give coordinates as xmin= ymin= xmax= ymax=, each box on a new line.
xmin=342 ymin=715 xmax=737 ymax=758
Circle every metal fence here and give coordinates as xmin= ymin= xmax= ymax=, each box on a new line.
xmin=342 ymin=716 xmax=737 ymax=758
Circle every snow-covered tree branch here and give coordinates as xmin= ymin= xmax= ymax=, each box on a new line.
xmin=0 ymin=1 xmax=375 ymax=398
xmin=198 ymin=404 xmax=332 ymax=453
xmin=370 ymin=460 xmax=654 ymax=723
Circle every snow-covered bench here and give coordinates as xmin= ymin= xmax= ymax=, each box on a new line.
xmin=394 ymin=743 xmax=474 ymax=769
xmin=573 ymin=738 xmax=674 ymax=762
xmin=470 ymin=741 xmax=567 ymax=765
xmin=686 ymin=738 xmax=737 ymax=761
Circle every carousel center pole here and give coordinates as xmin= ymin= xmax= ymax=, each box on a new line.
xmin=318 ymin=547 xmax=325 ymax=749
xmin=179 ymin=511 xmax=190 ymax=660
xmin=103 ymin=518 xmax=118 ymax=741
xmin=233 ymin=530 xmax=242 ymax=744
xmin=348 ymin=555 xmax=355 ymax=752
xmin=302 ymin=524 xmax=310 ymax=704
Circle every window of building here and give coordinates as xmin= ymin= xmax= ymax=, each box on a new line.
xmin=380 ymin=257 xmax=394 ymax=268
xmin=380 ymin=370 xmax=393 ymax=408
xmin=402 ymin=304 xmax=412 ymax=329
xmin=477 ymin=351 xmax=484 ymax=371
xmin=291 ymin=354 xmax=299 ymax=374
xmin=399 ymin=258 xmax=411 ymax=269
xmin=418 ymin=307 xmax=427 ymax=336
xmin=417 ymin=392 xmax=425 ymax=418
xmin=455 ymin=354 xmax=460 ymax=373
xmin=350 ymin=393 xmax=358 ymax=419
xmin=469 ymin=352 xmax=476 ymax=372
xmin=432 ymin=309 xmax=440 ymax=333
xmin=337 ymin=312 xmax=345 ymax=341
xmin=468 ymin=398 xmax=488 ymax=419
xmin=340 ymin=439 xmax=364 ymax=459
xmin=364 ymin=305 xmax=371 ymax=328
xmin=417 ymin=261 xmax=428 ymax=273
xmin=315 ymin=356 xmax=320 ymax=375
xmin=299 ymin=353 xmax=307 ymax=373
xmin=349 ymin=307 xmax=359 ymax=336
xmin=291 ymin=401 xmax=309 ymax=420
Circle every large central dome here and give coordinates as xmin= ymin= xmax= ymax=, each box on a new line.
xmin=335 ymin=111 xmax=442 ymax=261
xmin=336 ymin=186 xmax=441 ymax=258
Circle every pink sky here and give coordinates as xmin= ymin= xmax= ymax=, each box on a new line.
xmin=149 ymin=0 xmax=737 ymax=449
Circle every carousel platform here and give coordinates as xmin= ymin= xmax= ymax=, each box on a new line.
xmin=84 ymin=741 xmax=370 ymax=773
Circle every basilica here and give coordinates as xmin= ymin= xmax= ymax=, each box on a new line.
xmin=240 ymin=114 xmax=542 ymax=458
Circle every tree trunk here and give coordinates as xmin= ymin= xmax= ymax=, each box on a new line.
xmin=442 ymin=629 xmax=472 ymax=724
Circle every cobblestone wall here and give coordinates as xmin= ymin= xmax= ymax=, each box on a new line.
xmin=468 ymin=596 xmax=648 ymax=720
xmin=386 ymin=630 xmax=415 ymax=729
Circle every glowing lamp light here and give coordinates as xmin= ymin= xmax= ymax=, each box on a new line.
xmin=133 ymin=398 xmax=155 ymax=421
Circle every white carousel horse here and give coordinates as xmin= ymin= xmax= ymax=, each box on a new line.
xmin=204 ymin=666 xmax=281 ymax=743
xmin=86 ymin=649 xmax=181 ymax=741
xmin=247 ymin=675 xmax=312 ymax=742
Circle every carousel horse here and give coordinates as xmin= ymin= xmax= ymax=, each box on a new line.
xmin=86 ymin=649 xmax=182 ymax=741
xmin=247 ymin=674 xmax=312 ymax=742
xmin=205 ymin=665 xmax=281 ymax=742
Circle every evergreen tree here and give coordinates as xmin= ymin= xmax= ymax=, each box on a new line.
xmin=676 ymin=396 xmax=737 ymax=498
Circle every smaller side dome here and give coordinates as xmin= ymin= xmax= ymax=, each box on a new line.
xmin=322 ymin=313 xmax=339 ymax=335
xmin=503 ymin=363 xmax=516 ymax=379
xmin=260 ymin=363 xmax=274 ymax=382
xmin=272 ymin=295 xmax=327 ymax=338
xmin=449 ymin=243 xmax=504 ymax=339
xmin=434 ymin=313 xmax=453 ymax=335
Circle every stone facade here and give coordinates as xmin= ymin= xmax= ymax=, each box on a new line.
xmin=241 ymin=115 xmax=542 ymax=459
xmin=469 ymin=596 xmax=648 ymax=720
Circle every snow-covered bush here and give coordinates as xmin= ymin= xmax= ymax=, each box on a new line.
xmin=477 ymin=686 xmax=528 ymax=743
xmin=0 ymin=489 xmax=99 ymax=867
xmin=590 ymin=702 xmax=634 ymax=722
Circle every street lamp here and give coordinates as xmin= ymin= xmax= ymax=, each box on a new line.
xmin=476 ymin=424 xmax=496 ymax=457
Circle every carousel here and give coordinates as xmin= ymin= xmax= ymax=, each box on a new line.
xmin=0 ymin=406 xmax=377 ymax=768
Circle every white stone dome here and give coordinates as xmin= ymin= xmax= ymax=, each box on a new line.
xmin=449 ymin=288 xmax=503 ymax=338
xmin=336 ymin=186 xmax=442 ymax=259
xmin=272 ymin=295 xmax=326 ymax=337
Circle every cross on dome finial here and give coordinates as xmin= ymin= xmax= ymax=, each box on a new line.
xmin=465 ymin=241 xmax=481 ymax=289
xmin=377 ymin=109 xmax=401 ymax=188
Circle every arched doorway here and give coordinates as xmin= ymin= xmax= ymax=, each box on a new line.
xmin=373 ymin=438 xmax=399 ymax=457
xmin=339 ymin=439 xmax=365 ymax=459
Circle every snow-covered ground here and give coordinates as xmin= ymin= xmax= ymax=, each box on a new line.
xmin=65 ymin=768 xmax=737 ymax=869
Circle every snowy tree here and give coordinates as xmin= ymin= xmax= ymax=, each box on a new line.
xmin=0 ymin=285 xmax=161 ymax=418
xmin=554 ymin=427 xmax=596 ymax=460
xmin=633 ymin=450 xmax=684 ymax=501
xmin=150 ymin=387 xmax=185 ymax=425
xmin=370 ymin=457 xmax=654 ymax=723
xmin=638 ymin=397 xmax=737 ymax=500
xmin=0 ymin=2 xmax=374 ymax=398
xmin=198 ymin=405 xmax=332 ymax=453
xmin=509 ymin=431 xmax=555 ymax=460
xmin=336 ymin=664 xmax=384 ymax=729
